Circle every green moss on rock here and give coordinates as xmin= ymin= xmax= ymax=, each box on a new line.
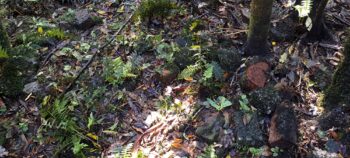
xmin=0 ymin=45 xmax=38 ymax=96
xmin=323 ymin=37 xmax=350 ymax=109
xmin=0 ymin=21 xmax=10 ymax=49
xmin=134 ymin=0 xmax=175 ymax=22
xmin=217 ymin=48 xmax=242 ymax=71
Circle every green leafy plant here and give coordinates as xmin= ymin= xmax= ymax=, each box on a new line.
xmin=239 ymin=94 xmax=251 ymax=113
xmin=205 ymin=96 xmax=232 ymax=111
xmin=87 ymin=113 xmax=95 ymax=130
xmin=40 ymin=97 xmax=90 ymax=156
xmin=72 ymin=136 xmax=88 ymax=155
xmin=198 ymin=145 xmax=218 ymax=158
xmin=46 ymin=28 xmax=66 ymax=40
xmin=271 ymin=147 xmax=283 ymax=157
xmin=0 ymin=46 xmax=8 ymax=59
xmin=134 ymin=0 xmax=176 ymax=22
xmin=155 ymin=42 xmax=178 ymax=63
xmin=294 ymin=0 xmax=313 ymax=17
xmin=103 ymin=57 xmax=137 ymax=85
xmin=178 ymin=64 xmax=201 ymax=80
xmin=249 ymin=147 xmax=263 ymax=157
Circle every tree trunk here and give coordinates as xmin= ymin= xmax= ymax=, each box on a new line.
xmin=305 ymin=0 xmax=335 ymax=42
xmin=244 ymin=0 xmax=273 ymax=56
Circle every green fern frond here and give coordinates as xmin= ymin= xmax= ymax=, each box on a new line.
xmin=0 ymin=46 xmax=8 ymax=59
xmin=294 ymin=0 xmax=313 ymax=17
xmin=46 ymin=28 xmax=66 ymax=40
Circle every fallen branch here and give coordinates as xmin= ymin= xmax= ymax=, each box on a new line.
xmin=59 ymin=12 xmax=135 ymax=98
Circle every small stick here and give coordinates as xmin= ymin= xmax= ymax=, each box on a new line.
xmin=59 ymin=12 xmax=135 ymax=98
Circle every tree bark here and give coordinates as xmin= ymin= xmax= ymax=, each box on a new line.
xmin=244 ymin=0 xmax=273 ymax=56
xmin=305 ymin=0 xmax=335 ymax=42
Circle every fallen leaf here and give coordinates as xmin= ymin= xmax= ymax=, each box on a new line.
xmin=87 ymin=133 xmax=98 ymax=140
xmin=243 ymin=113 xmax=252 ymax=125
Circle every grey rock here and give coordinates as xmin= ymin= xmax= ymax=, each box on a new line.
xmin=310 ymin=147 xmax=342 ymax=158
xmin=319 ymin=107 xmax=350 ymax=130
xmin=249 ymin=87 xmax=281 ymax=115
xmin=23 ymin=81 xmax=40 ymax=94
xmin=217 ymin=48 xmax=242 ymax=71
xmin=234 ymin=111 xmax=266 ymax=147
xmin=72 ymin=9 xmax=100 ymax=30
xmin=325 ymin=139 xmax=341 ymax=153
xmin=195 ymin=113 xmax=225 ymax=142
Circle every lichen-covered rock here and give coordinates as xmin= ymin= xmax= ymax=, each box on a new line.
xmin=174 ymin=48 xmax=194 ymax=70
xmin=249 ymin=86 xmax=281 ymax=115
xmin=268 ymin=101 xmax=297 ymax=149
xmin=195 ymin=112 xmax=225 ymax=142
xmin=73 ymin=9 xmax=102 ymax=30
xmin=319 ymin=107 xmax=350 ymax=130
xmin=234 ymin=111 xmax=266 ymax=147
xmin=323 ymin=36 xmax=350 ymax=109
xmin=217 ymin=48 xmax=242 ymax=71
xmin=310 ymin=147 xmax=342 ymax=158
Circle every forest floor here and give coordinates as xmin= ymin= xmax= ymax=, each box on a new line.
xmin=1 ymin=0 xmax=350 ymax=157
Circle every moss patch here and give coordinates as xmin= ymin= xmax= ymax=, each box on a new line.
xmin=134 ymin=0 xmax=175 ymax=22
xmin=323 ymin=37 xmax=350 ymax=109
xmin=0 ymin=45 xmax=38 ymax=96
xmin=0 ymin=21 xmax=10 ymax=49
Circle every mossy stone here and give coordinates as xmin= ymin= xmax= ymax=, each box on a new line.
xmin=323 ymin=36 xmax=350 ymax=109
xmin=0 ymin=45 xmax=38 ymax=96
xmin=174 ymin=48 xmax=194 ymax=70
xmin=249 ymin=86 xmax=281 ymax=115
xmin=0 ymin=21 xmax=10 ymax=49
xmin=217 ymin=48 xmax=242 ymax=71
xmin=134 ymin=0 xmax=175 ymax=22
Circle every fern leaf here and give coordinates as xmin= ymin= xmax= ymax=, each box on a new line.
xmin=294 ymin=0 xmax=313 ymax=17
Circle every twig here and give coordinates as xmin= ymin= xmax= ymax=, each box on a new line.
xmin=42 ymin=40 xmax=70 ymax=66
xmin=59 ymin=12 xmax=135 ymax=98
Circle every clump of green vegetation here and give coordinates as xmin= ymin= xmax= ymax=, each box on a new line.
xmin=134 ymin=0 xmax=176 ymax=22
xmin=46 ymin=28 xmax=66 ymax=40
xmin=40 ymin=97 xmax=92 ymax=157
xmin=0 ymin=44 xmax=37 ymax=96
xmin=16 ymin=32 xmax=50 ymax=46
xmin=323 ymin=36 xmax=350 ymax=109
xmin=0 ymin=21 xmax=10 ymax=49
xmin=0 ymin=21 xmax=39 ymax=96
xmin=16 ymin=27 xmax=67 ymax=46
xmin=204 ymin=96 xmax=232 ymax=111
xmin=198 ymin=145 xmax=218 ymax=158
xmin=103 ymin=57 xmax=138 ymax=85
xmin=0 ymin=46 xmax=8 ymax=59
